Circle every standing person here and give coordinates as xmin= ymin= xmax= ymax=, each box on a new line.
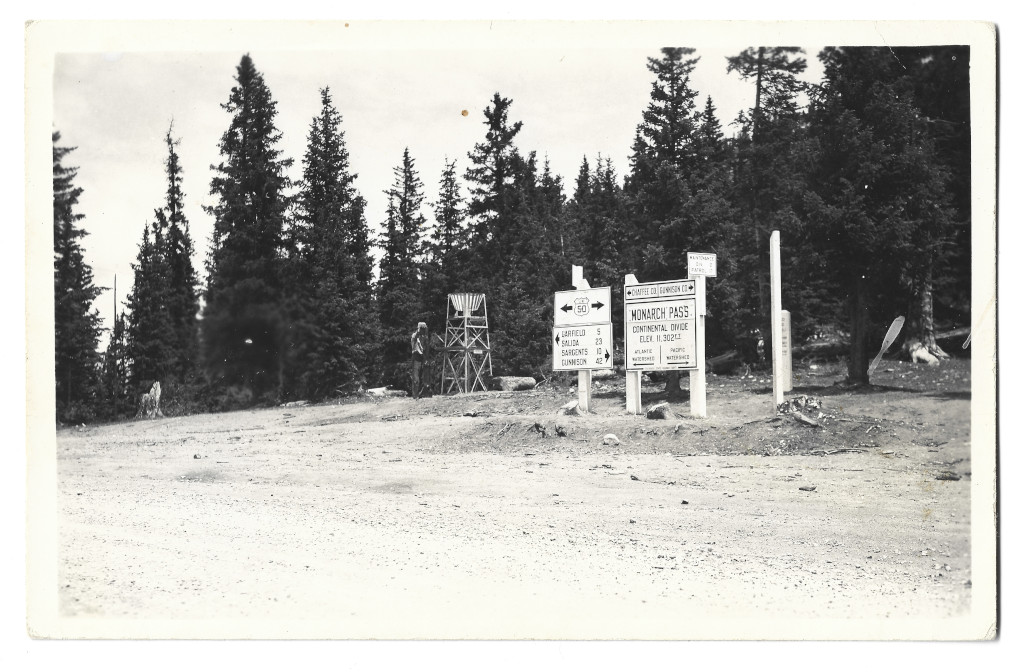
xmin=410 ymin=322 xmax=429 ymax=399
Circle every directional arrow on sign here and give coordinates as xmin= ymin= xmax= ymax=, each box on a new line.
xmin=555 ymin=333 xmax=561 ymax=345
xmin=592 ymin=301 xmax=605 ymax=310
xmin=604 ymin=349 xmax=610 ymax=362
xmin=560 ymin=304 xmax=573 ymax=313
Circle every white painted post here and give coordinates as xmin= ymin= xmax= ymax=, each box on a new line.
xmin=770 ymin=231 xmax=784 ymax=409
xmin=624 ymin=273 xmax=642 ymax=415
xmin=572 ymin=265 xmax=592 ymax=413
xmin=689 ymin=275 xmax=707 ymax=418
xmin=781 ymin=309 xmax=793 ymax=392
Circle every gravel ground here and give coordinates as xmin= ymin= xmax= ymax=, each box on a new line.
xmin=52 ymin=358 xmax=980 ymax=638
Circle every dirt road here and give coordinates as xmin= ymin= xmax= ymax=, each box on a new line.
xmin=54 ymin=360 xmax=975 ymax=638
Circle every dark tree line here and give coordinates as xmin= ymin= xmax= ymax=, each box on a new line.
xmin=54 ymin=46 xmax=971 ymax=423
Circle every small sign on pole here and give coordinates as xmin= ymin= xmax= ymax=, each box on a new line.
xmin=687 ymin=252 xmax=717 ymax=278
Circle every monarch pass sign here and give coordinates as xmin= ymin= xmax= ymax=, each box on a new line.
xmin=624 ymin=280 xmax=698 ymax=370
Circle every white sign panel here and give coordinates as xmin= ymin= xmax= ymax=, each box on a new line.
xmin=553 ymin=286 xmax=612 ymax=327
xmin=687 ymin=252 xmax=717 ymax=278
xmin=624 ymin=279 xmax=698 ymax=371
xmin=552 ymin=324 xmax=613 ymax=371
xmin=624 ymin=298 xmax=697 ymax=369
xmin=623 ymin=280 xmax=695 ymax=302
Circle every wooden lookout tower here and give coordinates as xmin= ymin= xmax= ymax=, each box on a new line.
xmin=441 ymin=293 xmax=492 ymax=394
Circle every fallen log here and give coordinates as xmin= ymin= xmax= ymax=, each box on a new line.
xmin=491 ymin=376 xmax=537 ymax=391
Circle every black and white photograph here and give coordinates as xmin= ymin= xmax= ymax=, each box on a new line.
xmin=23 ymin=18 xmax=997 ymax=645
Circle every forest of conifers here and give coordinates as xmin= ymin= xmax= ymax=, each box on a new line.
xmin=52 ymin=46 xmax=971 ymax=424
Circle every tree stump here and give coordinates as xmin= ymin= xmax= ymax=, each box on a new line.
xmin=137 ymin=381 xmax=164 ymax=419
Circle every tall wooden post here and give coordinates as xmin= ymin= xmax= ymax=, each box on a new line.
xmin=770 ymin=231 xmax=784 ymax=409
xmin=624 ymin=273 xmax=642 ymax=414
xmin=689 ymin=275 xmax=707 ymax=417
xmin=572 ymin=265 xmax=592 ymax=413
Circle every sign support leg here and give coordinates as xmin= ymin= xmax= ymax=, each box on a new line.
xmin=770 ymin=230 xmax=784 ymax=409
xmin=578 ymin=370 xmax=592 ymax=413
xmin=626 ymin=371 xmax=642 ymax=415
xmin=689 ymin=275 xmax=707 ymax=418
xmin=623 ymin=273 xmax=642 ymax=415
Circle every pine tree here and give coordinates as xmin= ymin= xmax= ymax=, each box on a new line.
xmin=202 ymin=54 xmax=293 ymax=404
xmin=806 ymin=47 xmax=958 ymax=383
xmin=624 ymin=47 xmax=704 ymax=282
xmin=420 ymin=158 xmax=468 ymax=334
xmin=100 ymin=309 xmax=131 ymax=419
xmin=124 ymin=221 xmax=175 ymax=393
xmin=125 ymin=125 xmax=201 ymax=404
xmin=727 ymin=47 xmax=822 ymax=362
xmin=53 ymin=131 xmax=103 ymax=424
xmin=377 ymin=148 xmax=428 ymax=388
xmin=157 ymin=125 xmax=201 ymax=381
xmin=289 ymin=88 xmax=377 ymax=399
xmin=464 ymin=93 xmax=524 ymax=277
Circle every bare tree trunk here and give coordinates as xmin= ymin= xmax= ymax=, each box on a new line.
xmin=904 ymin=262 xmax=949 ymax=365
xmin=847 ymin=274 xmax=870 ymax=385
xmin=664 ymin=370 xmax=684 ymax=396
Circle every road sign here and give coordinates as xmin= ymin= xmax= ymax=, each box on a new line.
xmin=624 ymin=279 xmax=698 ymax=371
xmin=622 ymin=280 xmax=694 ymax=302
xmin=687 ymin=252 xmax=717 ymax=278
xmin=552 ymin=324 xmax=613 ymax=371
xmin=553 ymin=286 xmax=612 ymax=327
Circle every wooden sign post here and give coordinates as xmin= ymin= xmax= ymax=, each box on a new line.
xmin=553 ymin=265 xmax=612 ymax=413
xmin=770 ymin=231 xmax=785 ymax=409
xmin=686 ymin=252 xmax=715 ymax=419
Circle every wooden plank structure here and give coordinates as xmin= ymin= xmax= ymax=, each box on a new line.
xmin=441 ymin=293 xmax=492 ymax=394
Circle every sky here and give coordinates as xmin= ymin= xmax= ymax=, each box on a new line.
xmin=50 ymin=32 xmax=829 ymax=346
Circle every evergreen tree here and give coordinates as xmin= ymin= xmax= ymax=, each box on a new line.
xmin=377 ymin=148 xmax=428 ymax=388
xmin=806 ymin=46 xmax=958 ymax=383
xmin=202 ymin=54 xmax=293 ymax=404
xmin=421 ymin=158 xmax=468 ymax=334
xmin=124 ymin=221 xmax=175 ymax=393
xmin=624 ymin=50 xmax=740 ymax=389
xmin=464 ymin=93 xmax=524 ymax=278
xmin=53 ymin=131 xmax=103 ymax=424
xmin=99 ymin=309 xmax=131 ymax=419
xmin=125 ymin=125 xmax=201 ymax=402
xmin=463 ymin=95 xmax=570 ymax=377
xmin=289 ymin=87 xmax=377 ymax=399
xmin=727 ymin=47 xmax=823 ymax=361
xmin=624 ymin=47 xmax=704 ymax=282
xmin=157 ymin=125 xmax=201 ymax=381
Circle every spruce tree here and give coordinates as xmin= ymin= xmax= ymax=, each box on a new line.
xmin=464 ymin=93 xmax=524 ymax=277
xmin=806 ymin=47 xmax=957 ymax=383
xmin=289 ymin=88 xmax=377 ymax=399
xmin=53 ymin=131 xmax=103 ymax=424
xmin=100 ymin=309 xmax=131 ymax=419
xmin=202 ymin=54 xmax=293 ymax=404
xmin=124 ymin=221 xmax=175 ymax=393
xmin=420 ymin=158 xmax=468 ymax=334
xmin=463 ymin=95 xmax=571 ymax=377
xmin=125 ymin=125 xmax=201 ymax=403
xmin=377 ymin=148 xmax=428 ymax=388
xmin=727 ymin=47 xmax=822 ymax=361
xmin=157 ymin=126 xmax=201 ymax=381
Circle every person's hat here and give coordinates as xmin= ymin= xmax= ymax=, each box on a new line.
xmin=418 ymin=322 xmax=427 ymax=329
